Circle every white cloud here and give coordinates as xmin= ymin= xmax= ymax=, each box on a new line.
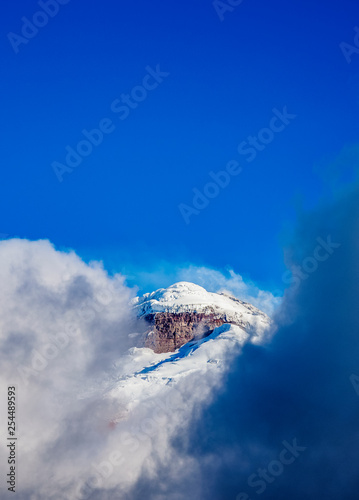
xmin=0 ymin=239 xmax=248 ymax=499
xmin=0 ymin=239 xmax=139 ymax=498
xmin=175 ymin=266 xmax=281 ymax=316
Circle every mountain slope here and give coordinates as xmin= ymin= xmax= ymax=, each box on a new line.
xmin=102 ymin=282 xmax=272 ymax=422
xmin=132 ymin=282 xmax=271 ymax=352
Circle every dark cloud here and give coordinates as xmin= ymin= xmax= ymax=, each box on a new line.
xmin=129 ymin=183 xmax=359 ymax=500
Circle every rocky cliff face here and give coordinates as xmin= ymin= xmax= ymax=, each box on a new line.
xmin=142 ymin=312 xmax=230 ymax=353
xmin=133 ymin=282 xmax=271 ymax=354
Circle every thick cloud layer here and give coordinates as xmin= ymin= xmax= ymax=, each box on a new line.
xmin=0 ymin=240 xmax=141 ymax=498
xmin=1 ymin=177 xmax=358 ymax=500
xmin=128 ymin=184 xmax=359 ymax=499
xmin=0 ymin=240 xmax=259 ymax=499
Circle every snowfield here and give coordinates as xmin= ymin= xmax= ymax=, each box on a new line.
xmin=103 ymin=282 xmax=272 ymax=424
xmin=104 ymin=323 xmax=249 ymax=422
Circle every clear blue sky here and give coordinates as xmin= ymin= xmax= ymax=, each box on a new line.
xmin=1 ymin=0 xmax=358 ymax=293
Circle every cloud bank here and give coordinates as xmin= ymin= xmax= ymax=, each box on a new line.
xmin=128 ymin=183 xmax=359 ymax=499
xmin=0 ymin=239 xmax=140 ymax=499
xmin=1 ymin=176 xmax=358 ymax=500
xmin=0 ymin=239 xmax=262 ymax=499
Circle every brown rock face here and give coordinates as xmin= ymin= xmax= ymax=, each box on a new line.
xmin=142 ymin=312 xmax=228 ymax=353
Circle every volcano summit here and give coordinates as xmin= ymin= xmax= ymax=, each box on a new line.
xmin=133 ymin=282 xmax=271 ymax=353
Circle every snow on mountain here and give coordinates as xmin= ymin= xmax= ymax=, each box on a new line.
xmin=73 ymin=282 xmax=273 ymax=497
xmin=132 ymin=281 xmax=271 ymax=334
xmin=102 ymin=283 xmax=272 ymax=424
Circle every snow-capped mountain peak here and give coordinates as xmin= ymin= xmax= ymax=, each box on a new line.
xmin=133 ymin=281 xmax=271 ymax=344
xmin=104 ymin=282 xmax=273 ymax=433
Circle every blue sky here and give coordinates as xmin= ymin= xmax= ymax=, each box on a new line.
xmin=1 ymin=0 xmax=359 ymax=294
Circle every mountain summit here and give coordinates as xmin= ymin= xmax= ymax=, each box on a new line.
xmin=103 ymin=283 xmax=272 ymax=431
xmin=133 ymin=282 xmax=271 ymax=353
